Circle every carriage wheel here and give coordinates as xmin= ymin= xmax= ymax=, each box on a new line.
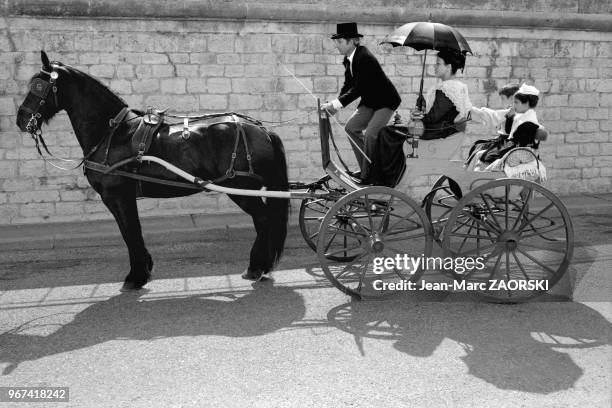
xmin=440 ymin=179 xmax=573 ymax=303
xmin=317 ymin=186 xmax=433 ymax=300
xmin=422 ymin=176 xmax=462 ymax=231
xmin=298 ymin=176 xmax=353 ymax=261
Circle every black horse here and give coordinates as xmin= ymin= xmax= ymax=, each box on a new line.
xmin=16 ymin=51 xmax=289 ymax=291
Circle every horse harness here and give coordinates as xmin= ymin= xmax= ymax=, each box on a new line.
xmin=82 ymin=109 xmax=268 ymax=192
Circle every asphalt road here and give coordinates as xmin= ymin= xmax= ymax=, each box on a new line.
xmin=0 ymin=211 xmax=611 ymax=408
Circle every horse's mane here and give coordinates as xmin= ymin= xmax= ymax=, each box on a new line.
xmin=53 ymin=61 xmax=129 ymax=109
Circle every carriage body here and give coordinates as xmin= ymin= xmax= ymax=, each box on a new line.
xmin=304 ymin=108 xmax=573 ymax=302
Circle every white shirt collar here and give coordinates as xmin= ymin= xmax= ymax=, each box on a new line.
xmin=347 ymin=47 xmax=357 ymax=63
xmin=347 ymin=47 xmax=357 ymax=75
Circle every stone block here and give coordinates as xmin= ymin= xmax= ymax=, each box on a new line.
xmin=569 ymin=93 xmax=600 ymax=108
xmin=186 ymin=78 xmax=207 ymax=93
xmin=19 ymin=202 xmax=54 ymax=218
xmin=272 ymin=36 xmax=298 ymax=53
xmin=579 ymin=143 xmax=602 ymax=156
xmin=199 ymin=94 xmax=227 ymax=110
xmin=199 ymin=64 xmax=225 ymax=77
xmin=207 ymin=77 xmax=231 ymax=93
xmin=587 ymin=108 xmax=609 ymax=120
xmin=224 ymin=65 xmax=244 ymax=77
xmin=217 ymin=54 xmax=241 ymax=65
xmin=560 ymin=108 xmax=587 ymax=120
xmin=152 ymin=65 xmax=175 ymax=78
xmin=132 ymin=79 xmax=159 ymax=93
xmin=149 ymin=94 xmax=198 ymax=112
xmin=176 ymin=65 xmax=199 ymax=78
xmin=555 ymin=144 xmax=578 ymax=157
xmin=190 ymin=53 xmax=217 ymax=64
xmin=298 ymin=36 xmax=322 ymax=54
xmin=116 ymin=65 xmax=135 ymax=79
xmin=109 ymin=79 xmax=132 ymax=94
xmin=160 ymin=78 xmax=186 ymax=94
xmin=313 ymin=77 xmax=337 ymax=93
xmin=235 ymin=35 xmax=271 ymax=53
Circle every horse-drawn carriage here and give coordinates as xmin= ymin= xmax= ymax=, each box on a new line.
xmin=297 ymin=104 xmax=572 ymax=302
xmin=17 ymin=52 xmax=573 ymax=303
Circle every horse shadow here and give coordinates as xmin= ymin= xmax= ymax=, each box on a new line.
xmin=327 ymin=289 xmax=611 ymax=394
xmin=0 ymin=281 xmax=305 ymax=375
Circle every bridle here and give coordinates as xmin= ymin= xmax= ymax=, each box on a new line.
xmin=20 ymin=66 xmax=84 ymax=169
xmin=22 ymin=68 xmax=59 ymax=135
xmin=21 ymin=66 xmax=130 ymax=170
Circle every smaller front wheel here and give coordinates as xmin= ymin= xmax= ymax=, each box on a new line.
xmin=317 ymin=186 xmax=434 ymax=300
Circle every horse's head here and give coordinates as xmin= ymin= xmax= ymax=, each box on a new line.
xmin=16 ymin=51 xmax=67 ymax=135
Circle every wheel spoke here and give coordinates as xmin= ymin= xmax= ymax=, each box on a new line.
xmin=463 ymin=210 xmax=502 ymax=235
xmin=324 ymin=230 xmax=339 ymax=253
xmin=326 ymin=223 xmax=367 ymax=238
xmin=303 ymin=216 xmax=326 ymax=221
xmin=479 ymin=193 xmax=503 ymax=232
xmin=384 ymin=227 xmax=423 ymax=237
xmin=516 ymin=202 xmax=554 ymax=234
xmin=386 ymin=209 xmax=418 ymax=232
xmin=384 ymin=232 xmax=427 ymax=243
xmin=516 ymin=247 xmax=558 ymax=276
xmin=363 ymin=194 xmax=375 ymax=232
xmin=380 ymin=195 xmax=395 ymax=232
xmin=505 ymin=251 xmax=512 ymax=298
xmin=511 ymin=251 xmax=531 ymax=280
xmin=520 ymin=224 xmax=567 ymax=239
xmin=510 ymin=187 xmax=533 ymax=230
xmin=505 ymin=185 xmax=510 ymax=230
xmin=356 ymin=254 xmax=373 ymax=294
xmin=335 ymin=251 xmax=370 ymax=280
xmin=519 ymin=242 xmax=567 ymax=254
xmin=487 ymin=252 xmax=504 ymax=280
xmin=457 ymin=218 xmax=476 ymax=253
xmin=458 ymin=243 xmax=497 ymax=257
xmin=325 ymin=243 xmax=363 ymax=257
xmin=447 ymin=232 xmax=496 ymax=242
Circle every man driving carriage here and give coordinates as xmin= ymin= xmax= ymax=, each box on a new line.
xmin=320 ymin=22 xmax=401 ymax=185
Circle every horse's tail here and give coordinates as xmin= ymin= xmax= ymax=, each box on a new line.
xmin=266 ymin=131 xmax=289 ymax=267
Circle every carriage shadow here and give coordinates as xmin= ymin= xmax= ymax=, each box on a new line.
xmin=0 ymin=282 xmax=305 ymax=375
xmin=327 ymin=287 xmax=611 ymax=394
xmin=324 ymin=244 xmax=611 ymax=393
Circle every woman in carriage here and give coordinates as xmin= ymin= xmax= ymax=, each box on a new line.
xmin=373 ymin=49 xmax=472 ymax=186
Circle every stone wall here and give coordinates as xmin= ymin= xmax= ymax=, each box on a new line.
xmin=0 ymin=0 xmax=611 ymax=224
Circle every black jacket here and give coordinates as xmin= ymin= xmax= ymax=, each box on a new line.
xmin=421 ymin=91 xmax=466 ymax=139
xmin=339 ymin=46 xmax=401 ymax=111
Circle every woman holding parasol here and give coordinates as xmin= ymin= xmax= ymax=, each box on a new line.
xmin=370 ymin=22 xmax=473 ymax=185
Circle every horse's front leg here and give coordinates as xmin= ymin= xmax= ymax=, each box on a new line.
xmin=100 ymin=192 xmax=153 ymax=291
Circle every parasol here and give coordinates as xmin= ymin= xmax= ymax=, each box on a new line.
xmin=381 ymin=22 xmax=472 ymax=111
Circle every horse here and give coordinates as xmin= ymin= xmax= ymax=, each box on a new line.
xmin=16 ymin=51 xmax=289 ymax=291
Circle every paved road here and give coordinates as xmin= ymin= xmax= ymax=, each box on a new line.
xmin=0 ymin=211 xmax=610 ymax=407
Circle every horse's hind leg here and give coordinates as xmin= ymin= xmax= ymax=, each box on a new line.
xmin=228 ymin=195 xmax=273 ymax=281
xmin=100 ymin=192 xmax=153 ymax=291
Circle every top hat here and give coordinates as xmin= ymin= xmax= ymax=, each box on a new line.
xmin=331 ymin=22 xmax=363 ymax=39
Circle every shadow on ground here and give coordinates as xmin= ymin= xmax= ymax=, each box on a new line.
xmin=0 ymin=281 xmax=306 ymax=375
xmin=327 ymin=292 xmax=611 ymax=394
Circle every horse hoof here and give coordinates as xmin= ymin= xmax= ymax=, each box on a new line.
xmin=241 ymin=269 xmax=264 ymax=281
xmin=120 ymin=281 xmax=145 ymax=292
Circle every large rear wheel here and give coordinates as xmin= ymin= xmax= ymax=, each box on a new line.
xmin=440 ymin=179 xmax=573 ymax=302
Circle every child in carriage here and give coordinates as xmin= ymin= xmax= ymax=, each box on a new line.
xmin=468 ymin=83 xmax=542 ymax=172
